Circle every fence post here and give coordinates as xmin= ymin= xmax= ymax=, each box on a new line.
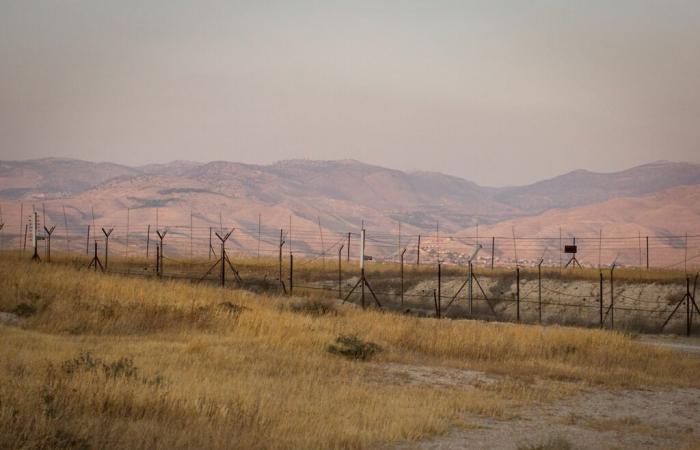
xmin=468 ymin=261 xmax=473 ymax=315
xmin=417 ymin=234 xmax=421 ymax=265
xmin=86 ymin=225 xmax=90 ymax=255
xmin=599 ymin=272 xmax=604 ymax=328
xmin=491 ymin=236 xmax=495 ymax=270
xmin=400 ymin=248 xmax=406 ymax=305
xmin=610 ymin=265 xmax=615 ymax=330
xmin=437 ymin=263 xmax=441 ymax=318
xmin=19 ymin=202 xmax=23 ymax=254
xmin=347 ymin=232 xmax=350 ymax=262
xmin=686 ymin=277 xmax=691 ymax=337
xmin=646 ymin=236 xmax=649 ymax=270
xmin=44 ymin=226 xmax=55 ymax=262
xmin=220 ymin=239 xmax=226 ymax=287
xmin=146 ymin=224 xmax=150 ymax=258
xmin=289 ymin=253 xmax=293 ymax=296
xmin=102 ymin=228 xmax=113 ymax=271
xmin=338 ymin=244 xmax=344 ymax=298
xmin=516 ymin=267 xmax=520 ymax=322
xmin=433 ymin=289 xmax=439 ymax=318
xmin=94 ymin=241 xmax=99 ymax=271
xmin=279 ymin=229 xmax=284 ymax=288
xmin=538 ymin=259 xmax=543 ymax=323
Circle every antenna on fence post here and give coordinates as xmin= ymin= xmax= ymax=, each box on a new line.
xmin=342 ymin=229 xmax=381 ymax=309
xmin=400 ymin=248 xmax=406 ymax=305
xmin=102 ymin=228 xmax=113 ymax=271
xmin=156 ymin=230 xmax=167 ymax=278
xmin=538 ymin=258 xmax=544 ymax=323
xmin=338 ymin=244 xmax=344 ymax=298
xmin=416 ymin=234 xmax=421 ymax=265
xmin=87 ymin=240 xmax=104 ymax=272
xmin=44 ymin=225 xmax=55 ymax=262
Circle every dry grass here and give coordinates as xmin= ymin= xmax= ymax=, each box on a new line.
xmin=1 ymin=256 xmax=699 ymax=449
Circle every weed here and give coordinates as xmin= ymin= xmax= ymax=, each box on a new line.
xmin=327 ymin=335 xmax=381 ymax=361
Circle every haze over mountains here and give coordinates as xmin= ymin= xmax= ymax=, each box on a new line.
xmin=0 ymin=158 xmax=699 ymax=266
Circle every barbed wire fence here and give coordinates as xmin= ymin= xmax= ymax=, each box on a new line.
xmin=1 ymin=203 xmax=699 ymax=336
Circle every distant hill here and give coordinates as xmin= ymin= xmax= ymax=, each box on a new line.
xmin=0 ymin=158 xmax=698 ymax=265
xmin=493 ymin=161 xmax=700 ymax=214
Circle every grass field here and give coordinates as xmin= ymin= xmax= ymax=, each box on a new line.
xmin=1 ymin=256 xmax=700 ymax=449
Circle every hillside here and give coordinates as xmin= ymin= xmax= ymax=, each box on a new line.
xmin=0 ymin=158 xmax=698 ymax=265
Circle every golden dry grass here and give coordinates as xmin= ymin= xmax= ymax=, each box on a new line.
xmin=1 ymin=256 xmax=699 ymax=449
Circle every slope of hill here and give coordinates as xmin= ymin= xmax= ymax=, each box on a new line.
xmin=0 ymin=158 xmax=139 ymax=199
xmin=0 ymin=158 xmax=698 ymax=265
xmin=460 ymin=184 xmax=700 ymax=267
xmin=493 ymin=161 xmax=700 ymax=214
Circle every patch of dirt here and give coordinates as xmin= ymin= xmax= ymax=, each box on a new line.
xmin=638 ymin=335 xmax=700 ymax=356
xmin=394 ymin=387 xmax=700 ymax=449
xmin=370 ymin=362 xmax=497 ymax=388
xmin=0 ymin=312 xmax=21 ymax=326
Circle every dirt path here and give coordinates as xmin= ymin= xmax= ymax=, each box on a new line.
xmin=393 ymin=387 xmax=700 ymax=450
xmin=377 ymin=361 xmax=700 ymax=450
xmin=639 ymin=335 xmax=700 ymax=356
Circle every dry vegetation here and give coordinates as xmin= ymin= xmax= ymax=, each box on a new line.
xmin=1 ymin=255 xmax=699 ymax=449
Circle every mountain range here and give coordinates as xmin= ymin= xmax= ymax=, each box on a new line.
xmin=0 ymin=158 xmax=698 ymax=266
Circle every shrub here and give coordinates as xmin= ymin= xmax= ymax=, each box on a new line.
xmin=327 ymin=335 xmax=380 ymax=361
xmin=12 ymin=302 xmax=37 ymax=317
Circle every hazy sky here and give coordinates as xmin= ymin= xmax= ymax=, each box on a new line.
xmin=1 ymin=1 xmax=699 ymax=186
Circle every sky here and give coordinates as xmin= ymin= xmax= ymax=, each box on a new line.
xmin=1 ymin=1 xmax=699 ymax=186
